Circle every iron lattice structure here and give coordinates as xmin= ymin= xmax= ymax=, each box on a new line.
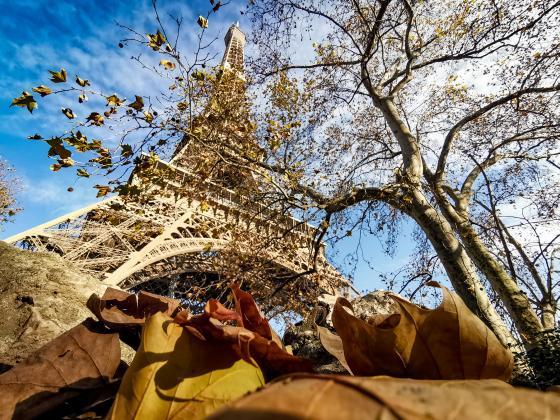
xmin=5 ymin=25 xmax=349 ymax=313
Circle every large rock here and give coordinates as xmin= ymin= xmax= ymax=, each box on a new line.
xmin=0 ymin=241 xmax=109 ymax=367
xmin=284 ymin=291 xmax=398 ymax=374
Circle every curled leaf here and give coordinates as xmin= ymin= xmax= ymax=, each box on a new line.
xmin=10 ymin=91 xmax=37 ymax=113
xmin=61 ymin=107 xmax=76 ymax=119
xmin=144 ymin=111 xmax=154 ymax=123
xmin=78 ymin=93 xmax=88 ymax=103
xmin=49 ymin=68 xmax=67 ymax=83
xmin=32 ymin=85 xmax=52 ymax=97
xmin=77 ymin=168 xmax=90 ymax=177
xmin=75 ymin=76 xmax=90 ymax=87
xmin=197 ymin=16 xmax=209 ymax=28
xmin=94 ymin=184 xmax=112 ymax=198
xmin=87 ymin=287 xmax=181 ymax=329
xmin=27 ymin=134 xmax=42 ymax=140
xmin=323 ymin=282 xmax=513 ymax=380
xmin=58 ymin=157 xmax=74 ymax=167
xmin=159 ymin=60 xmax=176 ymax=70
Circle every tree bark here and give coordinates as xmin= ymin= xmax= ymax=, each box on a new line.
xmin=407 ymin=192 xmax=517 ymax=348
xmin=541 ymin=301 xmax=557 ymax=330
xmin=445 ymin=212 xmax=543 ymax=343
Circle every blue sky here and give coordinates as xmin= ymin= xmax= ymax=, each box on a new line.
xmin=0 ymin=0 xmax=416 ymax=293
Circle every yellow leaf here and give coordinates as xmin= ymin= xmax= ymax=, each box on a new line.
xmin=32 ymin=85 xmax=52 ymax=97
xmin=159 ymin=60 xmax=176 ymax=70
xmin=144 ymin=111 xmax=154 ymax=123
xmin=77 ymin=168 xmax=90 ymax=177
xmin=78 ymin=93 xmax=88 ymax=103
xmin=10 ymin=91 xmax=37 ymax=113
xmin=49 ymin=68 xmax=67 ymax=83
xmin=94 ymin=185 xmax=112 ymax=198
xmin=197 ymin=16 xmax=209 ymax=28
xmin=128 ymin=95 xmax=144 ymax=111
xmin=106 ymin=94 xmax=125 ymax=107
xmin=61 ymin=107 xmax=76 ymax=119
xmin=107 ymin=312 xmax=264 ymax=419
xmin=75 ymin=76 xmax=90 ymax=87
xmin=146 ymin=30 xmax=166 ymax=51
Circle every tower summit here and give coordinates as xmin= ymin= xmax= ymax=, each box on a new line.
xmin=221 ymin=23 xmax=245 ymax=70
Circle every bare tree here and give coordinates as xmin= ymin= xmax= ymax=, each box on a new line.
xmin=238 ymin=0 xmax=560 ymax=346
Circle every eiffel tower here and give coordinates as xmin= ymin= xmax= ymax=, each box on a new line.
xmin=5 ymin=24 xmax=349 ymax=314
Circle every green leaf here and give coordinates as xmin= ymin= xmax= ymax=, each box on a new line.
xmin=107 ymin=312 xmax=264 ymax=419
xmin=10 ymin=91 xmax=37 ymax=113
xmin=49 ymin=68 xmax=67 ymax=83
xmin=32 ymin=85 xmax=52 ymax=97
xmin=75 ymin=76 xmax=90 ymax=87
xmin=61 ymin=107 xmax=76 ymax=119
xmin=159 ymin=60 xmax=176 ymax=70
xmin=77 ymin=168 xmax=90 ymax=178
xmin=128 ymin=95 xmax=144 ymax=111
xmin=197 ymin=16 xmax=209 ymax=28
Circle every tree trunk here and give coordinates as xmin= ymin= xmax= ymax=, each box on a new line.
xmin=450 ymin=219 xmax=543 ymax=344
xmin=540 ymin=301 xmax=556 ymax=330
xmin=407 ymin=194 xmax=517 ymax=348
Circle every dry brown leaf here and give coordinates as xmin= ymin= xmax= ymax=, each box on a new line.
xmin=0 ymin=319 xmax=121 ymax=419
xmin=187 ymin=304 xmax=313 ymax=380
xmin=324 ymin=281 xmax=513 ymax=380
xmin=231 ymin=282 xmax=273 ymax=340
xmin=316 ymin=325 xmax=352 ymax=374
xmin=87 ymin=287 xmax=182 ymax=328
xmin=210 ymin=374 xmax=560 ymax=420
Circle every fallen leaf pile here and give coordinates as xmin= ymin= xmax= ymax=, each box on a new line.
xmin=0 ymin=282 xmax=558 ymax=419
